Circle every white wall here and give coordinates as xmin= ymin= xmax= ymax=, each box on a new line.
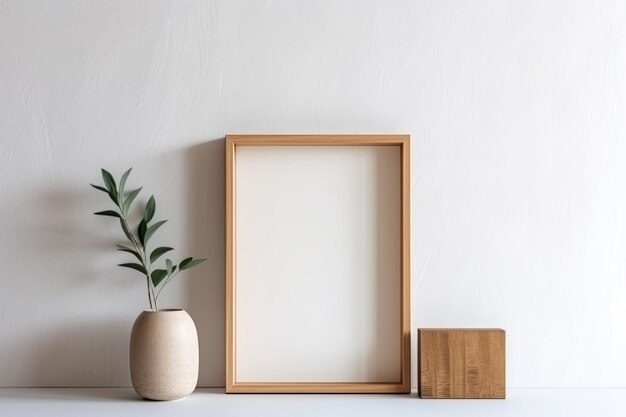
xmin=1 ymin=0 xmax=625 ymax=388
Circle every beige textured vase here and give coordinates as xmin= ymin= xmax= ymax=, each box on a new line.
xmin=130 ymin=309 xmax=199 ymax=400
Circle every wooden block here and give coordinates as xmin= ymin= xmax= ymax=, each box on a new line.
xmin=418 ymin=328 xmax=505 ymax=399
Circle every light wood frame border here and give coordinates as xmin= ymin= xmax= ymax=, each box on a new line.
xmin=225 ymin=134 xmax=411 ymax=393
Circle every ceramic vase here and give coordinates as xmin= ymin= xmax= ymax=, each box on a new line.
xmin=130 ymin=309 xmax=199 ymax=400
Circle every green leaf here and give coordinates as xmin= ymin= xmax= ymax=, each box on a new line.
xmin=138 ymin=219 xmax=147 ymax=245
xmin=150 ymin=246 xmax=173 ymax=263
xmin=116 ymin=245 xmax=142 ymax=262
xmin=144 ymin=196 xmax=156 ymax=223
xmin=120 ymin=219 xmax=134 ymax=243
xmin=180 ymin=257 xmax=206 ymax=271
xmin=179 ymin=257 xmax=192 ymax=269
xmin=118 ymin=168 xmax=132 ymax=197
xmin=143 ymin=220 xmax=167 ymax=246
xmin=122 ymin=187 xmax=142 ymax=216
xmin=91 ymin=183 xmax=117 ymax=205
xmin=94 ymin=210 xmax=120 ymax=218
xmin=101 ymin=169 xmax=117 ymax=202
xmin=90 ymin=184 xmax=109 ymax=194
xmin=151 ymin=269 xmax=167 ymax=287
xmin=118 ymin=263 xmax=147 ymax=274
xmin=166 ymin=258 xmax=173 ymax=275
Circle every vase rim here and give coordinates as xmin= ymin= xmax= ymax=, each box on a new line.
xmin=142 ymin=308 xmax=185 ymax=313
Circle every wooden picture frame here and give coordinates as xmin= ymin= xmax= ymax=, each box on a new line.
xmin=225 ymin=135 xmax=411 ymax=393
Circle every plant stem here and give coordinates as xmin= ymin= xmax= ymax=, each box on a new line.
xmin=151 ymin=283 xmax=158 ymax=310
xmin=118 ymin=204 xmax=156 ymax=310
xmin=155 ymin=270 xmax=180 ymax=303
xmin=146 ymin=276 xmax=153 ymax=310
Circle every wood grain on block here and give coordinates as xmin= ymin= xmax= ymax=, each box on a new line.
xmin=418 ymin=329 xmax=505 ymax=399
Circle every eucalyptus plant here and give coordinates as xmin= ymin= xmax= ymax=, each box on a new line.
xmin=91 ymin=168 xmax=205 ymax=310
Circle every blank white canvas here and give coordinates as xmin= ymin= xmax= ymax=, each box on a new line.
xmin=234 ymin=145 xmax=402 ymax=383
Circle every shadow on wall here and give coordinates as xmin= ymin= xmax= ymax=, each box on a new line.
xmin=3 ymin=140 xmax=226 ymax=389
xmin=5 ymin=185 xmax=137 ymax=388
xmin=6 ymin=318 xmax=132 ymax=389
xmin=183 ymin=138 xmax=225 ymax=388
xmin=37 ymin=186 xmax=114 ymax=284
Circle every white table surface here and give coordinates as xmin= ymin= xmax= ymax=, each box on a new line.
xmin=0 ymin=388 xmax=624 ymax=417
